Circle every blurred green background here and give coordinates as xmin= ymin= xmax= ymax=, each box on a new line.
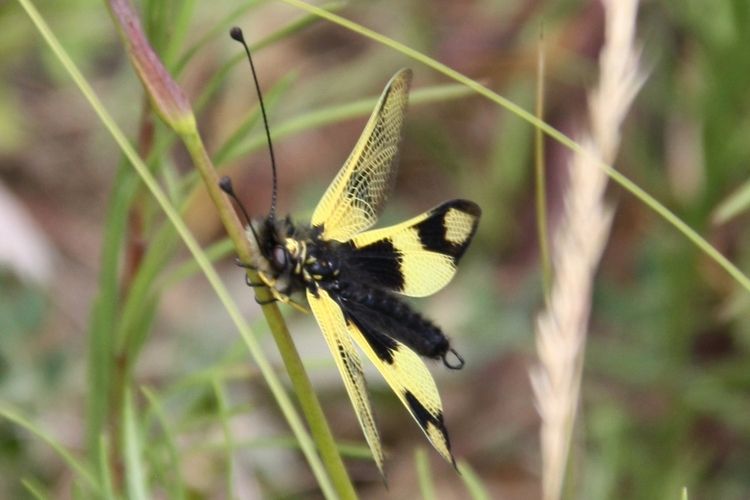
xmin=2 ymin=0 xmax=750 ymax=498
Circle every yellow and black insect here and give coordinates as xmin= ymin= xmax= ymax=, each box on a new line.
xmin=222 ymin=28 xmax=480 ymax=477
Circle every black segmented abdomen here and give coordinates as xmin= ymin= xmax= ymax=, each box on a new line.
xmin=333 ymin=283 xmax=451 ymax=362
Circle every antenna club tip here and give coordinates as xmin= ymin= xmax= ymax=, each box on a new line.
xmin=219 ymin=176 xmax=235 ymax=195
xmin=229 ymin=27 xmax=244 ymax=43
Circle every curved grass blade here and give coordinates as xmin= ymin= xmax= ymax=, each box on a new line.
xmin=123 ymin=389 xmax=150 ymax=500
xmin=98 ymin=436 xmax=117 ymax=500
xmin=220 ymin=81 xmax=475 ymax=166
xmin=457 ymin=460 xmax=491 ymax=500
xmin=21 ymin=479 xmax=51 ymax=500
xmin=141 ymin=387 xmax=187 ymax=500
xmin=173 ymin=0 xmax=268 ymax=76
xmin=0 ymin=407 xmax=101 ymax=494
xmin=415 ymin=448 xmax=437 ymax=500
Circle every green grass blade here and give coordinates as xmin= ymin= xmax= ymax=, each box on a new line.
xmin=86 ymin=162 xmax=139 ymax=465
xmin=123 ymin=389 xmax=150 ymax=500
xmin=98 ymin=436 xmax=118 ymax=500
xmin=415 ymin=448 xmax=436 ymax=500
xmin=211 ymin=70 xmax=296 ymax=166
xmin=186 ymin=436 xmax=372 ymax=459
xmin=164 ymin=0 xmax=197 ymax=70
xmin=173 ymin=0 xmax=267 ymax=76
xmin=457 ymin=460 xmax=491 ymax=500
xmin=142 ymin=387 xmax=187 ymax=500
xmin=21 ymin=479 xmax=52 ymax=500
xmin=0 ymin=407 xmax=101 ymax=494
xmin=211 ymin=378 xmax=236 ymax=498
xmin=114 ymin=227 xmax=178 ymax=353
xmin=219 ymin=81 xmax=475 ymax=166
xmin=713 ymin=180 xmax=750 ymax=223
xmin=191 ymin=4 xmax=339 ymax=113
xmin=164 ymin=237 xmax=235 ymax=285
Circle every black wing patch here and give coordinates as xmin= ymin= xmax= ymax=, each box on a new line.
xmin=343 ymin=199 xmax=481 ymax=297
xmin=338 ymin=285 xmax=450 ymax=363
xmin=335 ymin=292 xmax=457 ymax=466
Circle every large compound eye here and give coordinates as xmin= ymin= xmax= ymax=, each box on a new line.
xmin=271 ymin=245 xmax=287 ymax=270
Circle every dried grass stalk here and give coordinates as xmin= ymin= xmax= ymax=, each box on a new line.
xmin=530 ymin=1 xmax=646 ymax=499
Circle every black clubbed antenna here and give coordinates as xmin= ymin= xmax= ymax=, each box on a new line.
xmin=229 ymin=26 xmax=278 ymax=224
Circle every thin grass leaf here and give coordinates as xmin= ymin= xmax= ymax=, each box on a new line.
xmin=457 ymin=461 xmax=491 ymax=500
xmin=143 ymin=0 xmax=169 ymax=54
xmin=211 ymin=378 xmax=236 ymax=499
xmin=0 ymin=407 xmax=101 ymax=494
xmin=127 ymin=290 xmax=160 ymax=360
xmin=164 ymin=237 xmax=235 ymax=285
xmin=277 ymin=0 xmax=750 ymax=295
xmin=123 ymin=389 xmax=150 ymax=500
xmin=179 ymin=81 xmax=473 ymax=199
xmin=173 ymin=0 xmax=267 ymax=76
xmin=163 ymin=0 xmax=197 ymax=70
xmin=115 ymin=227 xmax=178 ymax=353
xmin=98 ymin=436 xmax=117 ymax=500
xmin=141 ymin=387 xmax=187 ymax=500
xmin=191 ymin=3 xmax=342 ymax=114
xmin=712 ymin=180 xmax=750 ymax=223
xmin=211 ymin=70 xmax=296 ymax=166
xmin=219 ymin=82 xmax=475 ymax=166
xmin=87 ymin=163 xmax=140 ymax=464
xmin=415 ymin=448 xmax=436 ymax=500
xmin=21 ymin=479 xmax=52 ymax=500
xmin=187 ymin=436 xmax=372 ymax=459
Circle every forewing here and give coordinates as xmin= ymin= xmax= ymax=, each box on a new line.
xmin=306 ymin=288 xmax=385 ymax=477
xmin=311 ymin=69 xmax=412 ymax=242
xmin=345 ymin=199 xmax=481 ymax=297
xmin=342 ymin=310 xmax=456 ymax=466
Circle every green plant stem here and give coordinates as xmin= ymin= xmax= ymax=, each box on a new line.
xmin=181 ymin=131 xmax=357 ymax=500
xmin=277 ymin=0 xmax=750 ymax=294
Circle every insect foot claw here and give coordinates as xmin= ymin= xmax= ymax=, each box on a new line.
xmin=244 ymin=274 xmax=267 ymax=288
xmin=442 ymin=348 xmax=465 ymax=370
xmin=255 ymin=296 xmax=277 ymax=306
xmin=236 ymin=258 xmax=258 ymax=270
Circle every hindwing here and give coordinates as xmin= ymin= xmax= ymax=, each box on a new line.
xmin=344 ymin=199 xmax=481 ymax=297
xmin=311 ymin=69 xmax=412 ymax=242
xmin=339 ymin=300 xmax=456 ymax=466
xmin=306 ymin=288 xmax=385 ymax=476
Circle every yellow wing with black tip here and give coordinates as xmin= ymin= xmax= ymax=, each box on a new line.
xmin=311 ymin=69 xmax=412 ymax=242
xmin=345 ymin=199 xmax=481 ymax=297
xmin=343 ymin=312 xmax=456 ymax=466
xmin=306 ymin=288 xmax=386 ymax=476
